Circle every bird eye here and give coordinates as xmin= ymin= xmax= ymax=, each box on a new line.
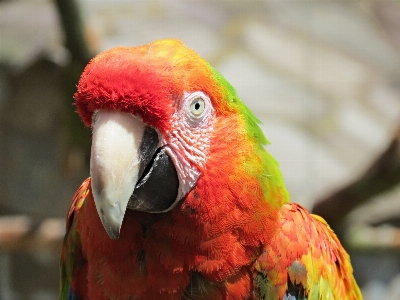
xmin=183 ymin=91 xmax=213 ymax=126
xmin=190 ymin=98 xmax=205 ymax=116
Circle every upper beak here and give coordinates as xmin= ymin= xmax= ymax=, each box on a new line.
xmin=90 ymin=110 xmax=145 ymax=239
xmin=90 ymin=110 xmax=180 ymax=240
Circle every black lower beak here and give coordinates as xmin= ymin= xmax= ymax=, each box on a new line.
xmin=127 ymin=127 xmax=179 ymax=212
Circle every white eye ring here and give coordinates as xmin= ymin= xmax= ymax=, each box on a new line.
xmin=190 ymin=98 xmax=205 ymax=116
xmin=183 ymin=91 xmax=213 ymax=126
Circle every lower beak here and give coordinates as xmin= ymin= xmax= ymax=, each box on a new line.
xmin=90 ymin=110 xmax=145 ymax=239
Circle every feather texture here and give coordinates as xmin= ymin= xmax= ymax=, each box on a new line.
xmin=61 ymin=39 xmax=362 ymax=300
xmin=253 ymin=203 xmax=362 ymax=300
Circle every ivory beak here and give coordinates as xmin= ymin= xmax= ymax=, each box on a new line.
xmin=90 ymin=110 xmax=145 ymax=239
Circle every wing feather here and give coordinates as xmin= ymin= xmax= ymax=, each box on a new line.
xmin=59 ymin=178 xmax=91 ymax=300
xmin=254 ymin=203 xmax=362 ymax=300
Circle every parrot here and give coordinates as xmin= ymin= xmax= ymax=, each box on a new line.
xmin=60 ymin=39 xmax=362 ymax=300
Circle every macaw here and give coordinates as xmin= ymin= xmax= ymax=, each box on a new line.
xmin=60 ymin=39 xmax=362 ymax=300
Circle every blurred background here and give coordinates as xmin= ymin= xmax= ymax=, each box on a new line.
xmin=1 ymin=0 xmax=400 ymax=299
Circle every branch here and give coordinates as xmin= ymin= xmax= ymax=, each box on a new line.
xmin=312 ymin=126 xmax=400 ymax=229
xmin=346 ymin=224 xmax=400 ymax=252
xmin=53 ymin=0 xmax=94 ymax=64
xmin=52 ymin=0 xmax=98 ymax=174
xmin=0 ymin=216 xmax=65 ymax=253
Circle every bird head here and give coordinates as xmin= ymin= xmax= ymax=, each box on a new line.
xmin=74 ymin=39 xmax=288 ymax=239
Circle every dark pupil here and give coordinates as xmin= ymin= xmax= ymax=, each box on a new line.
xmin=194 ymin=102 xmax=201 ymax=110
